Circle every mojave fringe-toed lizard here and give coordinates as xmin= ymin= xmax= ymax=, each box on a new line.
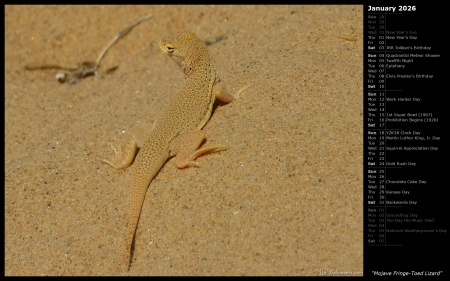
xmin=102 ymin=31 xmax=240 ymax=270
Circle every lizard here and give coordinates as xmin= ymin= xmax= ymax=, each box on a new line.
xmin=102 ymin=30 xmax=236 ymax=270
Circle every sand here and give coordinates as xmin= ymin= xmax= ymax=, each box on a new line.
xmin=5 ymin=5 xmax=363 ymax=276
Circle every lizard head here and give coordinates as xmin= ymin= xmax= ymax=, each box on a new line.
xmin=159 ymin=31 xmax=208 ymax=75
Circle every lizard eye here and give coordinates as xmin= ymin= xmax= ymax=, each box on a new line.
xmin=165 ymin=44 xmax=175 ymax=53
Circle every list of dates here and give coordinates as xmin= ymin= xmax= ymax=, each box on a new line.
xmin=364 ymin=4 xmax=447 ymax=275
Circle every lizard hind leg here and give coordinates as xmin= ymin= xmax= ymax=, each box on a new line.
xmin=101 ymin=124 xmax=147 ymax=170
xmin=171 ymin=130 xmax=230 ymax=169
xmin=102 ymin=135 xmax=139 ymax=170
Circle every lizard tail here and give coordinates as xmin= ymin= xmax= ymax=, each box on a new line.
xmin=125 ymin=150 xmax=169 ymax=270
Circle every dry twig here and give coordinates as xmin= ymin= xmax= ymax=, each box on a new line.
xmin=24 ymin=14 xmax=153 ymax=84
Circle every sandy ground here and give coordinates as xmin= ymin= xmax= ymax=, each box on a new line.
xmin=5 ymin=5 xmax=363 ymax=276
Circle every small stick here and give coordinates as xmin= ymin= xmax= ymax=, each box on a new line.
xmin=204 ymin=34 xmax=227 ymax=46
xmin=95 ymin=14 xmax=153 ymax=72
xmin=24 ymin=14 xmax=153 ymax=84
